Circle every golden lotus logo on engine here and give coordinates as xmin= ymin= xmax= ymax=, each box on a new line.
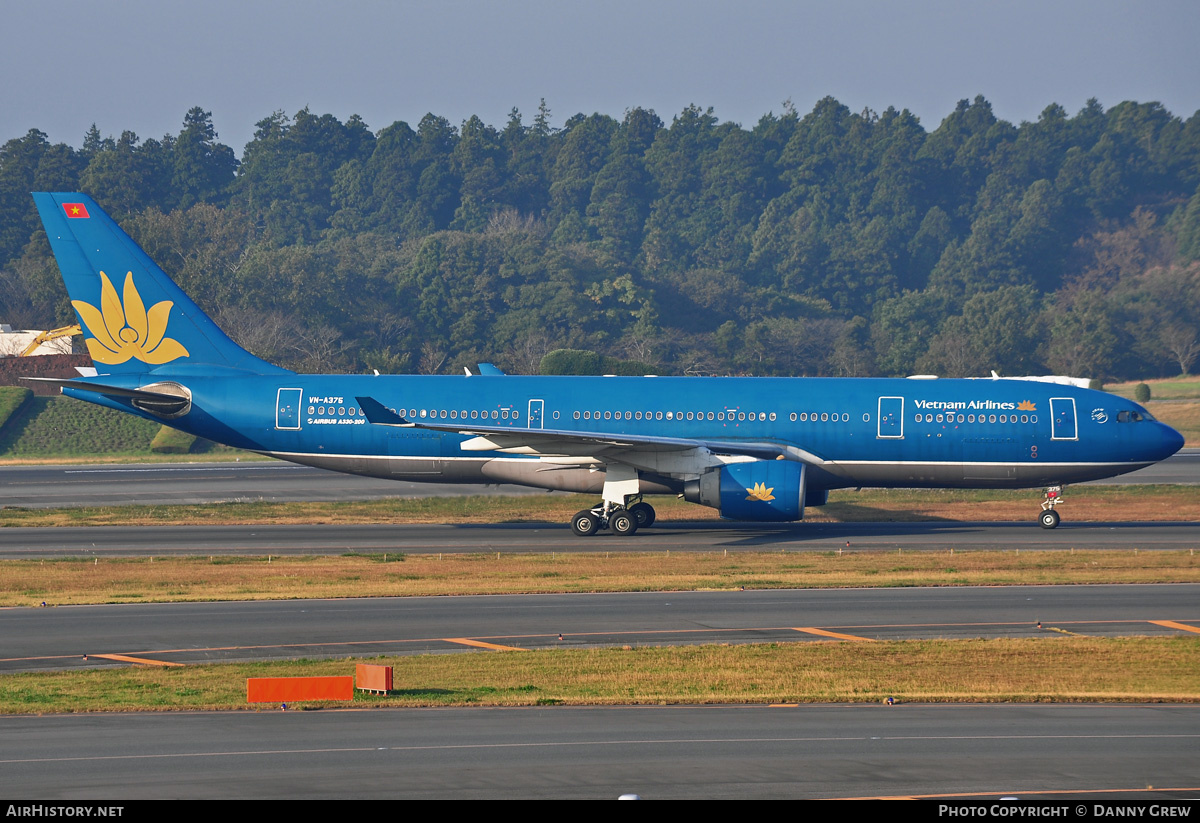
xmin=745 ymin=482 xmax=775 ymax=502
xmin=72 ymin=271 xmax=189 ymax=365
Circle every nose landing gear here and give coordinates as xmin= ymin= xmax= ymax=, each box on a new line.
xmin=1039 ymin=486 xmax=1063 ymax=529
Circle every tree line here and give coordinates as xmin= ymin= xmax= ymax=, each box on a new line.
xmin=2 ymin=97 xmax=1199 ymax=379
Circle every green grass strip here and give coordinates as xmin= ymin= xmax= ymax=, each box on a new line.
xmin=2 ymin=637 xmax=1196 ymax=714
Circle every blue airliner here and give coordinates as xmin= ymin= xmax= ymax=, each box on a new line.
xmin=29 ymin=193 xmax=1184 ymax=535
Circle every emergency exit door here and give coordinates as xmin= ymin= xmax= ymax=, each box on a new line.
xmin=276 ymin=388 xmax=302 ymax=430
xmin=877 ymin=396 xmax=904 ymax=438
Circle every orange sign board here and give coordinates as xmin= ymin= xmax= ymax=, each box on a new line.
xmin=246 ymin=676 xmax=354 ymax=703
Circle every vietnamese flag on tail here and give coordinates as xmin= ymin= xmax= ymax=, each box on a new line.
xmin=62 ymin=202 xmax=89 ymax=218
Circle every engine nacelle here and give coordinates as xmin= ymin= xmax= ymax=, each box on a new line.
xmin=684 ymin=460 xmax=810 ymax=521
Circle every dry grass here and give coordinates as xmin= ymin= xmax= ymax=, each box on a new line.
xmin=3 ymin=486 xmax=1199 ymax=528
xmin=4 ymin=550 xmax=1198 ymax=607
xmin=1106 ymin=376 xmax=1200 ymax=400
xmin=0 ymin=453 xmax=266 ymax=466
xmin=1 ymin=637 xmax=1195 ymax=713
xmin=1151 ymin=402 xmax=1200 ymax=446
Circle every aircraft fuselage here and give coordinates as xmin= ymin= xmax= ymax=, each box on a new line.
xmin=68 ymin=373 xmax=1183 ymax=495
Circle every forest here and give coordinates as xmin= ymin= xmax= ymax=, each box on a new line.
xmin=1 ymin=96 xmax=1199 ymax=380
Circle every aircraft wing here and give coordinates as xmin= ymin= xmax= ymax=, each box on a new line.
xmin=356 ymin=395 xmax=823 ymax=464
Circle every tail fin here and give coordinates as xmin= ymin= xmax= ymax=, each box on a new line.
xmin=32 ymin=193 xmax=287 ymax=376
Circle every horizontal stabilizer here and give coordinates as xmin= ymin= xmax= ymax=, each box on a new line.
xmin=22 ymin=377 xmax=191 ymax=416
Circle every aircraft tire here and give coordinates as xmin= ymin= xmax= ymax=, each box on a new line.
xmin=610 ymin=509 xmax=638 ymax=536
xmin=629 ymin=502 xmax=656 ymax=528
xmin=571 ymin=510 xmax=600 ymax=536
xmin=1039 ymin=509 xmax=1060 ymax=529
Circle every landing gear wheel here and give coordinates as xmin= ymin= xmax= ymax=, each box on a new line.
xmin=571 ymin=510 xmax=600 ymax=536
xmin=609 ymin=509 xmax=638 ymax=536
xmin=629 ymin=501 xmax=656 ymax=528
xmin=1039 ymin=509 xmax=1060 ymax=529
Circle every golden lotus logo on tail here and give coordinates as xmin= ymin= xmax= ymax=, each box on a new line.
xmin=745 ymin=482 xmax=775 ymax=502
xmin=1017 ymin=400 xmax=1037 ymax=411
xmin=71 ymin=271 xmax=189 ymax=365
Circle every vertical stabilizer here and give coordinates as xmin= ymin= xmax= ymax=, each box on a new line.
xmin=32 ymin=193 xmax=287 ymax=375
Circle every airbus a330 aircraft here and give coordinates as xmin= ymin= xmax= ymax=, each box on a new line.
xmin=28 ymin=193 xmax=1184 ymax=536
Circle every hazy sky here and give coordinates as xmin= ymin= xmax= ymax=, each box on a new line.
xmin=2 ymin=0 xmax=1198 ymax=155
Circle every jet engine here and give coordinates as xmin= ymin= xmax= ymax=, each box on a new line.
xmin=683 ymin=459 xmax=818 ymax=521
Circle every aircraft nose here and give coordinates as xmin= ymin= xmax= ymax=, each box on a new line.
xmin=1157 ymin=423 xmax=1185 ymax=460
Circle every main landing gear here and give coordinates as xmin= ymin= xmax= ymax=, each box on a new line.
xmin=570 ymin=499 xmax=656 ymax=537
xmin=1039 ymin=485 xmax=1063 ymax=529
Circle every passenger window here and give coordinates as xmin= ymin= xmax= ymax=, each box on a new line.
xmin=769 ymin=412 xmax=776 ymax=421
xmin=604 ymin=411 xmax=611 ymax=420
xmin=573 ymin=411 xmax=580 ymax=420
xmin=968 ymin=414 xmax=975 ymax=422
xmin=790 ymin=413 xmax=797 ymax=422
xmin=821 ymin=413 xmax=829 ymax=422
xmin=635 ymin=411 xmax=642 ymax=420
xmin=625 ymin=412 xmax=632 ymax=420
xmin=655 ymin=412 xmax=663 ymax=420
xmin=1021 ymin=415 xmax=1028 ymax=423
xmin=936 ymin=414 xmax=944 ymax=423
xmin=707 ymin=412 xmax=714 ymax=420
xmin=989 ymin=414 xmax=996 ymax=423
xmin=450 ymin=410 xmax=457 ymax=418
xmin=491 ymin=411 xmax=498 ymax=419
